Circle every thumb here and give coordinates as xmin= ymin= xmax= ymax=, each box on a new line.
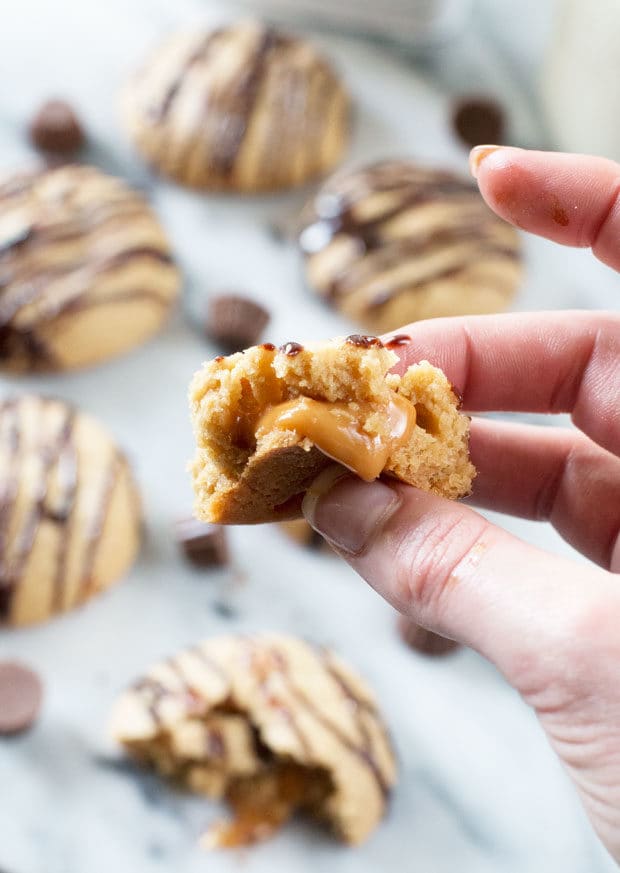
xmin=301 ymin=467 xmax=614 ymax=689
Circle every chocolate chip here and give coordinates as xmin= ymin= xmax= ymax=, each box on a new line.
xmin=279 ymin=341 xmax=304 ymax=356
xmin=0 ymin=661 xmax=43 ymax=735
xmin=176 ymin=518 xmax=229 ymax=568
xmin=397 ymin=616 xmax=460 ymax=657
xmin=345 ymin=334 xmax=383 ymax=349
xmin=452 ymin=97 xmax=505 ymax=150
xmin=29 ymin=99 xmax=85 ymax=155
xmin=206 ymin=294 xmax=271 ymax=353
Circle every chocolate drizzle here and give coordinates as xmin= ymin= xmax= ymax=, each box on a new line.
xmin=128 ymin=22 xmax=348 ymax=192
xmin=266 ymin=645 xmax=390 ymax=799
xmin=299 ymin=160 xmax=521 ymax=310
xmin=148 ymin=31 xmax=222 ymax=123
xmin=279 ymin=341 xmax=303 ymax=356
xmin=0 ymin=166 xmax=178 ymax=372
xmin=345 ymin=334 xmax=383 ymax=349
xmin=207 ymin=27 xmax=282 ymax=178
xmin=0 ymin=396 xmax=137 ymax=624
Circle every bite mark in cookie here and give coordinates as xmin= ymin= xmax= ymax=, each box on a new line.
xmin=189 ymin=335 xmax=475 ymax=524
xmin=109 ymin=633 xmax=397 ymax=847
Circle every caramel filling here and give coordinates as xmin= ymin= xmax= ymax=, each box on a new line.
xmin=203 ymin=764 xmax=329 ymax=849
xmin=255 ymin=394 xmax=417 ymax=481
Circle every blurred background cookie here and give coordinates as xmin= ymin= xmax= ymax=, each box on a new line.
xmin=122 ymin=20 xmax=350 ymax=192
xmin=110 ymin=632 xmax=396 ymax=847
xmin=298 ymin=159 xmax=522 ymax=333
xmin=0 ymin=395 xmax=142 ymax=627
xmin=0 ymin=164 xmax=180 ymax=373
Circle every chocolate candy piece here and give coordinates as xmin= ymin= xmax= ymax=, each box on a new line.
xmin=29 ymin=99 xmax=85 ymax=154
xmin=176 ymin=518 xmax=229 ymax=568
xmin=452 ymin=97 xmax=505 ymax=149
xmin=397 ymin=616 xmax=460 ymax=657
xmin=206 ymin=294 xmax=270 ymax=353
xmin=0 ymin=661 xmax=43 ymax=735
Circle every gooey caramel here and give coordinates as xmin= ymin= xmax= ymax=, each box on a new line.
xmin=255 ymin=393 xmax=416 ymax=481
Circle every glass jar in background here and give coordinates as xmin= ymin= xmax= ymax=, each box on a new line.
xmin=235 ymin=0 xmax=473 ymax=46
xmin=542 ymin=0 xmax=620 ymax=161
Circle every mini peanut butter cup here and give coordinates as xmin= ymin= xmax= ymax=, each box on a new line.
xmin=0 ymin=661 xmax=43 ymax=735
xmin=206 ymin=294 xmax=270 ymax=353
xmin=176 ymin=518 xmax=229 ymax=568
xmin=29 ymin=99 xmax=85 ymax=154
xmin=452 ymin=96 xmax=505 ymax=149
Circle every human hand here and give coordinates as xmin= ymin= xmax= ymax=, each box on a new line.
xmin=302 ymin=148 xmax=620 ymax=862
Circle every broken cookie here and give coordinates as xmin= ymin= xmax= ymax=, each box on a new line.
xmin=189 ymin=335 xmax=475 ymax=524
xmin=109 ymin=632 xmax=396 ymax=847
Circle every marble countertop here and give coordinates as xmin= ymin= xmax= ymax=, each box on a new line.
xmin=0 ymin=1 xmax=618 ymax=871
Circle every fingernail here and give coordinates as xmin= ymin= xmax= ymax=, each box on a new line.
xmin=303 ymin=469 xmax=402 ymax=555
xmin=469 ymin=145 xmax=501 ymax=179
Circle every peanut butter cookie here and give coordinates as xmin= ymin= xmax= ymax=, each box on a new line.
xmin=122 ymin=21 xmax=350 ymax=192
xmin=189 ymin=334 xmax=474 ymax=524
xmin=298 ymin=159 xmax=522 ymax=333
xmin=110 ymin=632 xmax=396 ymax=847
xmin=0 ymin=395 xmax=142 ymax=626
xmin=0 ymin=165 xmax=180 ymax=373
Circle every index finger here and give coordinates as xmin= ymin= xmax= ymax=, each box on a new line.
xmin=471 ymin=147 xmax=620 ymax=272
xmin=384 ymin=310 xmax=620 ymax=457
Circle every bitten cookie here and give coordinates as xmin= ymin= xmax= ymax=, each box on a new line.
xmin=110 ymin=632 xmax=396 ymax=847
xmin=298 ymin=159 xmax=521 ymax=333
xmin=189 ymin=334 xmax=474 ymax=524
xmin=0 ymin=165 xmax=180 ymax=373
xmin=122 ymin=20 xmax=350 ymax=192
xmin=0 ymin=395 xmax=142 ymax=626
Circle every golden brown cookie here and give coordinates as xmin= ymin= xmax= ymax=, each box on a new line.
xmin=298 ymin=159 xmax=522 ymax=333
xmin=0 ymin=395 xmax=142 ymax=626
xmin=109 ymin=632 xmax=396 ymax=847
xmin=122 ymin=20 xmax=350 ymax=192
xmin=189 ymin=335 xmax=474 ymax=524
xmin=0 ymin=165 xmax=180 ymax=373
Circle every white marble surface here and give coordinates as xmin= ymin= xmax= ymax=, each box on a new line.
xmin=0 ymin=1 xmax=619 ymax=871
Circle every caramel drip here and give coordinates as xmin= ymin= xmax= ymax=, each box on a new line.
xmin=255 ymin=394 xmax=416 ymax=481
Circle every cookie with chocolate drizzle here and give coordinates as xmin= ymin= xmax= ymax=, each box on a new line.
xmin=0 ymin=164 xmax=180 ymax=373
xmin=298 ymin=159 xmax=522 ymax=333
xmin=109 ymin=632 xmax=396 ymax=847
xmin=0 ymin=395 xmax=142 ymax=626
xmin=121 ymin=20 xmax=350 ymax=192
xmin=189 ymin=334 xmax=474 ymax=524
